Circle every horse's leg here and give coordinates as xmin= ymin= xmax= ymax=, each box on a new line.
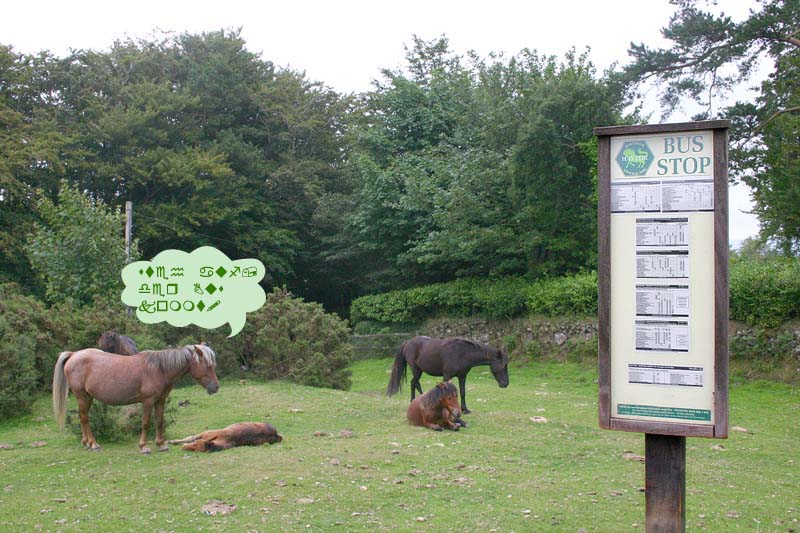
xmin=457 ymin=375 xmax=470 ymax=414
xmin=410 ymin=366 xmax=424 ymax=401
xmin=139 ymin=400 xmax=154 ymax=454
xmin=75 ymin=393 xmax=100 ymax=450
xmin=154 ymin=400 xmax=169 ymax=452
xmin=168 ymin=433 xmax=204 ymax=445
xmin=441 ymin=409 xmax=460 ymax=431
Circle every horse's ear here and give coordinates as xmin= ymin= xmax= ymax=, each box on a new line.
xmin=194 ymin=345 xmax=204 ymax=357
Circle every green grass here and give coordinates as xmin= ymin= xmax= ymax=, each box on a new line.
xmin=1 ymin=360 xmax=798 ymax=531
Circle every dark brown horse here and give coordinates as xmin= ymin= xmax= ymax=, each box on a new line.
xmin=387 ymin=336 xmax=509 ymax=413
xmin=407 ymin=382 xmax=463 ymax=431
xmin=97 ymin=331 xmax=138 ymax=355
xmin=53 ymin=344 xmax=219 ymax=454
xmin=168 ymin=422 xmax=283 ymax=452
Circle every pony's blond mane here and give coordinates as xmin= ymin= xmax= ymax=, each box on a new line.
xmin=144 ymin=344 xmax=216 ymax=372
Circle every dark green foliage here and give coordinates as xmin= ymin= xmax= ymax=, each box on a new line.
xmin=0 ymin=284 xmax=67 ymax=419
xmin=215 ymin=287 xmax=353 ymax=389
xmin=347 ymin=38 xmax=627 ymax=292
xmin=26 ymin=182 xmax=133 ymax=307
xmin=624 ymin=0 xmax=800 ymax=253
xmin=350 ymin=273 xmax=597 ymax=325
xmin=525 ymin=271 xmax=599 ymax=317
xmin=67 ymin=400 xmax=177 ymax=443
xmin=730 ymin=255 xmax=800 ymax=327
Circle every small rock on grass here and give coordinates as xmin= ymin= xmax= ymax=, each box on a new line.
xmin=201 ymin=500 xmax=236 ymax=515
xmin=622 ymin=451 xmax=645 ymax=462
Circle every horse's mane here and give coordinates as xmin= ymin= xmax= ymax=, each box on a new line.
xmin=453 ymin=337 xmax=484 ymax=350
xmin=421 ymin=382 xmax=458 ymax=409
xmin=144 ymin=344 xmax=216 ymax=372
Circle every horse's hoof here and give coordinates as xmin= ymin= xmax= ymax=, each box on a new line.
xmin=88 ymin=444 xmax=101 ymax=451
xmin=140 ymin=447 xmax=152 ymax=455
xmin=462 ymin=408 xmax=471 ymax=414
xmin=158 ymin=445 xmax=170 ymax=452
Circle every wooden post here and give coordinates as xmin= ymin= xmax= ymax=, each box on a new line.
xmin=645 ymin=434 xmax=686 ymax=532
xmin=125 ymin=200 xmax=133 ymax=317
xmin=125 ymin=201 xmax=133 ymax=263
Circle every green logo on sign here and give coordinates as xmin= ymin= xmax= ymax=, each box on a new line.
xmin=616 ymin=140 xmax=654 ymax=176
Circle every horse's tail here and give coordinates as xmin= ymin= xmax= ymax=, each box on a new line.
xmin=52 ymin=351 xmax=72 ymax=430
xmin=386 ymin=342 xmax=408 ymax=396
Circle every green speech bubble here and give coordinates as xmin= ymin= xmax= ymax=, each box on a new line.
xmin=121 ymin=246 xmax=266 ymax=337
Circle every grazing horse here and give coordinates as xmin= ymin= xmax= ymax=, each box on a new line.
xmin=168 ymin=422 xmax=283 ymax=452
xmin=97 ymin=331 xmax=138 ymax=355
xmin=53 ymin=344 xmax=219 ymax=454
xmin=407 ymin=382 xmax=463 ymax=431
xmin=387 ymin=336 xmax=509 ymax=413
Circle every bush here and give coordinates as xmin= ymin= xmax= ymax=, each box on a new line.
xmin=351 ymin=277 xmax=533 ymax=324
xmin=67 ymin=400 xmax=178 ymax=443
xmin=0 ymin=284 xmax=68 ymax=419
xmin=350 ymin=273 xmax=596 ymax=325
xmin=218 ymin=287 xmax=353 ymax=389
xmin=730 ymin=256 xmax=800 ymax=327
xmin=526 ymin=271 xmax=598 ymax=316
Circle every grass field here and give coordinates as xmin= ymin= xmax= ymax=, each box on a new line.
xmin=0 ymin=358 xmax=798 ymax=532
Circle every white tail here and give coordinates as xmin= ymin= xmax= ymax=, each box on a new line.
xmin=52 ymin=352 xmax=72 ymax=430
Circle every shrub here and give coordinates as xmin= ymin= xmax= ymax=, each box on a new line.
xmin=223 ymin=287 xmax=353 ymax=389
xmin=730 ymin=256 xmax=800 ymax=327
xmin=67 ymin=400 xmax=178 ymax=443
xmin=351 ymin=277 xmax=533 ymax=324
xmin=0 ymin=284 xmax=68 ymax=419
xmin=526 ymin=271 xmax=598 ymax=316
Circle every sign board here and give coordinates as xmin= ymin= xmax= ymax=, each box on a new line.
xmin=595 ymin=121 xmax=729 ymax=438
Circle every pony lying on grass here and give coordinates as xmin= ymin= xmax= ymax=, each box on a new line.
xmin=407 ymin=382 xmax=464 ymax=431
xmin=168 ymin=422 xmax=283 ymax=452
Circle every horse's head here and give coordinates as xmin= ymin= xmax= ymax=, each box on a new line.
xmin=97 ymin=331 xmax=118 ymax=352
xmin=489 ymin=348 xmax=509 ymax=388
xmin=437 ymin=381 xmax=462 ymax=419
xmin=188 ymin=344 xmax=219 ymax=394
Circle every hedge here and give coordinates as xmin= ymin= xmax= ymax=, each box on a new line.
xmin=350 ymin=272 xmax=596 ymax=324
xmin=729 ymin=256 xmax=800 ymax=328
xmin=351 ymin=257 xmax=800 ymax=328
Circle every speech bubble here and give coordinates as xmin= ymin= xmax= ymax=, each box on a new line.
xmin=121 ymin=246 xmax=266 ymax=337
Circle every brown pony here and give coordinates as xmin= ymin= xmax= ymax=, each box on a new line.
xmin=407 ymin=382 xmax=463 ymax=431
xmin=168 ymin=422 xmax=283 ymax=452
xmin=53 ymin=344 xmax=219 ymax=454
xmin=97 ymin=331 xmax=138 ymax=355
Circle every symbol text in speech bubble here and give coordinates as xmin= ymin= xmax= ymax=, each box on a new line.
xmin=121 ymin=246 xmax=266 ymax=337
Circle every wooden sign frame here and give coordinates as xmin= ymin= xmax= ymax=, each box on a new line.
xmin=595 ymin=120 xmax=729 ymax=439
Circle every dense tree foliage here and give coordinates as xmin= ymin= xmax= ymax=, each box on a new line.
xmin=347 ymin=38 xmax=627 ymax=291
xmin=2 ymin=31 xmax=629 ymax=311
xmin=625 ymin=0 xmax=800 ymax=253
xmin=1 ymin=30 xmax=351 ymax=305
xmin=26 ymin=182 xmax=133 ymax=306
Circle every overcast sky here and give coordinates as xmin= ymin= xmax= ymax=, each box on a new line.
xmin=2 ymin=0 xmax=762 ymax=244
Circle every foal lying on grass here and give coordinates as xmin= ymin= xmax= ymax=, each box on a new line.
xmin=168 ymin=422 xmax=283 ymax=452
xmin=407 ymin=382 xmax=465 ymax=431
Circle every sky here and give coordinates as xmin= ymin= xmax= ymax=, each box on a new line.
xmin=1 ymin=0 xmax=762 ymax=245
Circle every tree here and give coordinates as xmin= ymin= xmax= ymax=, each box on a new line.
xmin=26 ymin=181 xmax=134 ymax=306
xmin=0 ymin=45 xmax=68 ymax=291
xmin=347 ymin=39 xmax=627 ymax=288
xmin=624 ymin=0 xmax=800 ymax=252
